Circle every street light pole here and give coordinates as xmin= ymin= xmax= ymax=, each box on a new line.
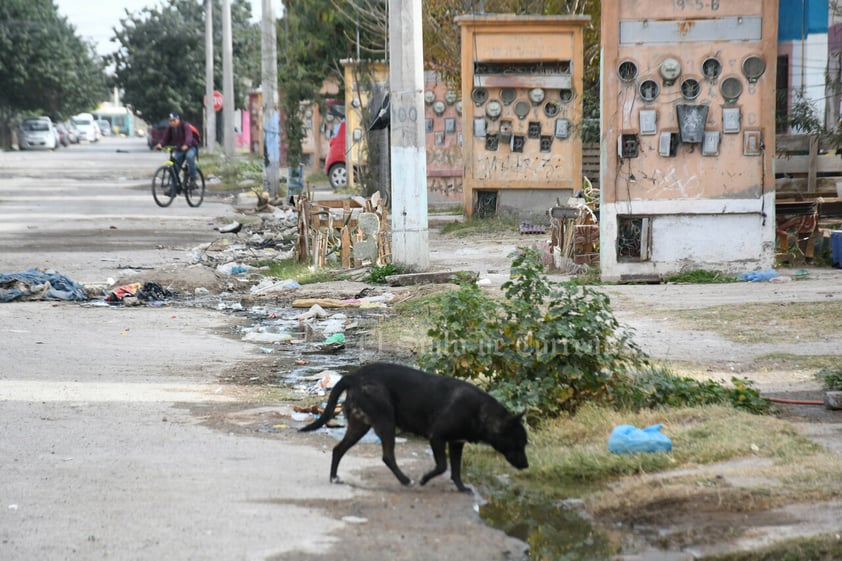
xmin=222 ymin=0 xmax=235 ymax=157
xmin=204 ymin=0 xmax=216 ymax=154
xmin=261 ymin=0 xmax=280 ymax=196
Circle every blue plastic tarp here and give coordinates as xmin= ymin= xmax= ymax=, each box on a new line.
xmin=0 ymin=269 xmax=87 ymax=302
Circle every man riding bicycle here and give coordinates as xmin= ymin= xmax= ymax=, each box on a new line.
xmin=154 ymin=112 xmax=199 ymax=192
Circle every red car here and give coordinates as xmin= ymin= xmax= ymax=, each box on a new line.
xmin=324 ymin=120 xmax=347 ymax=190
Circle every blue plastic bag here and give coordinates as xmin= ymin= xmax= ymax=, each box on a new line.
xmin=608 ymin=424 xmax=672 ymax=454
xmin=738 ymin=269 xmax=778 ymax=282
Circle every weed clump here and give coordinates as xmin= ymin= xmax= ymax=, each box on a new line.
xmin=419 ymin=247 xmax=770 ymax=418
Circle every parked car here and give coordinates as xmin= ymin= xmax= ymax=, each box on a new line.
xmin=146 ymin=119 xmax=168 ymax=149
xmin=97 ymin=119 xmax=112 ymax=137
xmin=55 ymin=122 xmax=71 ymax=147
xmin=324 ymin=120 xmax=347 ymax=190
xmin=19 ymin=117 xmax=58 ymax=151
xmin=64 ymin=121 xmax=80 ymax=144
xmin=71 ymin=113 xmax=100 ymax=142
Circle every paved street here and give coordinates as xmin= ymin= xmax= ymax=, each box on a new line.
xmin=0 ymin=138 xmax=525 ymax=561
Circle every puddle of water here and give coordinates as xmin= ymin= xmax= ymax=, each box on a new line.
xmin=480 ymin=492 xmax=617 ymax=561
xmin=480 ymin=488 xmax=695 ymax=561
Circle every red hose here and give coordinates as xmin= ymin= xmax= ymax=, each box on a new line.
xmin=766 ymin=396 xmax=825 ymax=406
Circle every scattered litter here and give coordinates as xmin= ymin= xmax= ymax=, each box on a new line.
xmin=241 ymin=330 xmax=294 ymax=344
xmin=342 ymin=516 xmax=368 ymax=524
xmin=249 ymin=278 xmax=301 ymax=296
xmin=104 ymin=281 xmax=173 ymax=304
xmin=295 ymin=304 xmax=329 ymax=320
xmin=318 ymin=370 xmax=342 ymax=390
xmin=608 ymin=424 xmax=672 ymax=454
xmin=291 ymin=411 xmax=314 ymax=422
xmin=217 ymin=261 xmax=254 ymax=275
xmin=324 ymin=333 xmax=345 ymax=345
xmin=738 ymin=269 xmax=779 ymax=282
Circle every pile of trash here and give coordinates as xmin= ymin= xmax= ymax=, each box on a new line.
xmin=0 ymin=269 xmax=87 ymax=302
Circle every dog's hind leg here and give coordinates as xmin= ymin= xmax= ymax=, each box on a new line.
xmin=419 ymin=437 xmax=450 ymax=488
xmin=447 ymin=441 xmax=470 ymax=492
xmin=371 ymin=422 xmax=412 ymax=486
xmin=330 ymin=418 xmax=371 ymax=484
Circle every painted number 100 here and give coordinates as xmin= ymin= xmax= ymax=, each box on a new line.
xmin=674 ymin=0 xmax=720 ymax=10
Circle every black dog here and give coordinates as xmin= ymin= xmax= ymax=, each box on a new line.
xmin=299 ymin=362 xmax=528 ymax=491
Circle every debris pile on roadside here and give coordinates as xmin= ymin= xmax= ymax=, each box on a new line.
xmin=0 ymin=269 xmax=87 ymax=302
xmin=296 ymin=191 xmax=391 ymax=269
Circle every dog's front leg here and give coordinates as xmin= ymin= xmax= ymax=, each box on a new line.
xmin=448 ymin=441 xmax=470 ymax=492
xmin=419 ymin=437 xmax=449 ymax=487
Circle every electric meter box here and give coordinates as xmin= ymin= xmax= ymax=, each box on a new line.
xmin=599 ymin=0 xmax=778 ymax=282
xmin=456 ymin=15 xmax=589 ymax=219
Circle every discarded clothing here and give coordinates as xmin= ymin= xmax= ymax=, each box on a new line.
xmin=0 ymin=269 xmax=87 ymax=302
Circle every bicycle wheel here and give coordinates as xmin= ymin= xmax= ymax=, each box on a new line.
xmin=152 ymin=166 xmax=177 ymax=207
xmin=184 ymin=168 xmax=206 ymax=207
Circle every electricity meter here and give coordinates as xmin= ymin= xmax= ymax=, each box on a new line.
xmin=529 ymin=88 xmax=545 ymax=105
xmin=433 ymin=101 xmax=446 ymax=116
xmin=471 ymin=87 xmax=488 ymax=105
xmin=742 ymin=56 xmax=766 ymax=83
xmin=500 ymin=88 xmax=517 ymax=105
xmin=485 ymin=100 xmax=502 ymax=120
xmin=424 ymin=91 xmax=435 ymax=105
xmin=659 ymin=57 xmax=681 ymax=85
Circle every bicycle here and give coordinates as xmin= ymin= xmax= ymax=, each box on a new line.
xmin=152 ymin=146 xmax=206 ymax=208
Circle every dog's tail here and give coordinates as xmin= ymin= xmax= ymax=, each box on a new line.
xmin=299 ymin=375 xmax=353 ymax=432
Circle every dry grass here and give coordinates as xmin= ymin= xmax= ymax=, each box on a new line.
xmin=671 ymin=301 xmax=842 ymax=344
xmin=463 ymin=404 xmax=842 ymax=517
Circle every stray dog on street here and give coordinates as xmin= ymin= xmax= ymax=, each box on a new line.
xmin=299 ymin=362 xmax=528 ymax=491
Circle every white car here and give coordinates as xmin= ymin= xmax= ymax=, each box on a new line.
xmin=19 ymin=117 xmax=58 ymax=150
xmin=70 ymin=113 xmax=100 ymax=142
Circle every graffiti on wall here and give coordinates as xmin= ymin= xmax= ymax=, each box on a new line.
xmin=474 ymin=153 xmax=569 ymax=181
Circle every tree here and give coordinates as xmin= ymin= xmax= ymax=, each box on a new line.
xmin=108 ymin=0 xmax=260 ymax=128
xmin=0 ymin=0 xmax=108 ymax=146
xmin=278 ymin=0 xmax=363 ymax=170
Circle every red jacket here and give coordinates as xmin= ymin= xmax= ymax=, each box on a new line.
xmin=160 ymin=121 xmax=199 ymax=149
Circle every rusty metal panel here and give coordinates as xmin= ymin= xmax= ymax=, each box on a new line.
xmin=619 ymin=17 xmax=762 ymax=44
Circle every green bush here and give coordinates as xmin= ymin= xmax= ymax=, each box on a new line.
xmin=817 ymin=367 xmax=842 ymax=390
xmin=419 ymin=247 xmax=647 ymax=418
xmin=365 ymin=263 xmax=401 ymax=284
xmin=619 ymin=365 xmax=771 ymax=414
xmin=419 ymin=248 xmax=771 ymax=418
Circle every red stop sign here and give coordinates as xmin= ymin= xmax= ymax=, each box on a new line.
xmin=204 ymin=91 xmax=223 ymax=112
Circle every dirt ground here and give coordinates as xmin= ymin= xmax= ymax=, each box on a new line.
xmin=149 ymin=225 xmax=842 ymax=560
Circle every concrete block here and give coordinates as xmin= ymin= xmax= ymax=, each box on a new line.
xmin=825 ymin=391 xmax=842 ymax=410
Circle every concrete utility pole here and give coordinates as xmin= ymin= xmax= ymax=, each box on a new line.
xmin=222 ymin=0 xmax=235 ymax=157
xmin=261 ymin=0 xmax=280 ymax=196
xmin=388 ymin=0 xmax=429 ymax=269
xmin=204 ymin=0 xmax=216 ymax=154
